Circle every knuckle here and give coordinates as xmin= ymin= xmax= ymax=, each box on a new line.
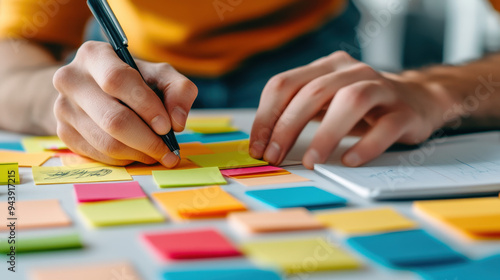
xmin=338 ymin=83 xmax=376 ymax=108
xmin=145 ymin=138 xmax=168 ymax=158
xmin=328 ymin=50 xmax=352 ymax=63
xmin=266 ymin=74 xmax=289 ymax=93
xmin=302 ymin=78 xmax=328 ymax=99
xmin=77 ymin=41 xmax=105 ymax=57
xmin=176 ymin=79 xmax=198 ymax=100
xmin=100 ymin=138 xmax=123 ymax=156
xmin=53 ymin=96 xmax=70 ymax=120
xmin=156 ymin=62 xmax=174 ymax=71
xmin=52 ymin=65 xmax=75 ymax=92
xmin=100 ymin=108 xmax=130 ymax=134
xmin=351 ymin=63 xmax=375 ymax=76
xmin=101 ymin=65 xmax=132 ymax=94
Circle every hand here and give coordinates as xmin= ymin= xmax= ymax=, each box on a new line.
xmin=250 ymin=51 xmax=447 ymax=169
xmin=53 ymin=41 xmax=197 ymax=167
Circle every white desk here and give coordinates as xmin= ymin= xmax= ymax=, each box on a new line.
xmin=1 ymin=109 xmax=500 ymax=280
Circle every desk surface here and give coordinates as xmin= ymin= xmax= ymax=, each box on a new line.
xmin=1 ymin=109 xmax=500 ymax=280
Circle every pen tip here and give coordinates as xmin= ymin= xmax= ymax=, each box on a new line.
xmin=173 ymin=149 xmax=181 ymax=159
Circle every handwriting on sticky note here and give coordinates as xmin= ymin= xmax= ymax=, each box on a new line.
xmin=32 ymin=163 xmax=132 ymax=185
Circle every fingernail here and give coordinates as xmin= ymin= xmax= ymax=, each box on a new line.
xmin=172 ymin=107 xmax=187 ymax=129
xmin=151 ymin=115 xmax=170 ymax=135
xmin=263 ymin=142 xmax=281 ymax=164
xmin=161 ymin=152 xmax=180 ymax=168
xmin=304 ymin=149 xmax=321 ymax=169
xmin=343 ymin=152 xmax=361 ymax=166
xmin=250 ymin=141 xmax=266 ymax=158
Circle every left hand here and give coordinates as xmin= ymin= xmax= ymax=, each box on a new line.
xmin=250 ymin=51 xmax=448 ymax=169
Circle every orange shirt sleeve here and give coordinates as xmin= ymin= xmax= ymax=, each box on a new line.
xmin=0 ymin=0 xmax=91 ymax=49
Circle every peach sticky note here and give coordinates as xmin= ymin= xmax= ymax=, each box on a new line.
xmin=241 ymin=238 xmax=360 ymax=273
xmin=60 ymin=154 xmax=97 ymax=166
xmin=187 ymin=151 xmax=267 ymax=169
xmin=0 ymin=163 xmax=19 ymax=184
xmin=74 ymin=181 xmax=146 ymax=203
xmin=125 ymin=159 xmax=199 ymax=176
xmin=315 ymin=207 xmax=417 ymax=235
xmin=32 ymin=163 xmax=132 ymax=185
xmin=232 ymin=173 xmax=310 ymax=187
xmin=152 ymin=186 xmax=247 ymax=221
xmin=205 ymin=140 xmax=250 ymax=153
xmin=30 ymin=261 xmax=143 ymax=280
xmin=0 ymin=150 xmax=53 ymax=167
xmin=228 ymin=208 xmax=324 ymax=233
xmin=0 ymin=199 xmax=71 ymax=231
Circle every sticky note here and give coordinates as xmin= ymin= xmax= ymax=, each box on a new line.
xmin=74 ymin=181 xmax=146 ymax=203
xmin=315 ymin=208 xmax=417 ymax=235
xmin=205 ymin=140 xmax=249 ymax=153
xmin=142 ymin=228 xmax=241 ymax=260
xmin=21 ymin=136 xmax=62 ymax=152
xmin=32 ymin=163 xmax=132 ymax=185
xmin=177 ymin=131 xmax=249 ymax=144
xmin=0 ymin=199 xmax=71 ymax=230
xmin=125 ymin=159 xmax=199 ymax=176
xmin=245 ymin=186 xmax=347 ymax=209
xmin=78 ymin=198 xmax=164 ymax=227
xmin=60 ymin=154 xmax=97 ymax=166
xmin=40 ymin=140 xmax=68 ymax=151
xmin=221 ymin=166 xmax=284 ymax=177
xmin=30 ymin=262 xmax=142 ymax=280
xmin=0 ymin=150 xmax=53 ymax=167
xmin=228 ymin=208 xmax=324 ymax=233
xmin=0 ymin=163 xmax=19 ymax=184
xmin=187 ymin=151 xmax=267 ymax=169
xmin=161 ymin=268 xmax=281 ymax=280
xmin=242 ymin=238 xmax=360 ymax=273
xmin=346 ymin=230 xmax=466 ymax=268
xmin=0 ymin=141 xmax=24 ymax=151
xmin=179 ymin=142 xmax=214 ymax=156
xmin=0 ymin=232 xmax=82 ymax=253
xmin=418 ymin=254 xmax=500 ymax=280
xmin=151 ymin=186 xmax=247 ymax=221
xmin=233 ymin=173 xmax=310 ymax=187
xmin=152 ymin=167 xmax=226 ymax=188
xmin=186 ymin=116 xmax=232 ymax=128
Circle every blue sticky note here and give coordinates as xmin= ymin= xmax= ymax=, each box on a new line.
xmin=418 ymin=254 xmax=500 ymax=280
xmin=177 ymin=131 xmax=248 ymax=144
xmin=0 ymin=142 xmax=24 ymax=151
xmin=347 ymin=230 xmax=467 ymax=268
xmin=245 ymin=186 xmax=347 ymax=210
xmin=162 ymin=268 xmax=282 ymax=280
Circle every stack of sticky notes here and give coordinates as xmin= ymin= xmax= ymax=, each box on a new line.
xmin=161 ymin=268 xmax=281 ymax=280
xmin=414 ymin=197 xmax=500 ymax=240
xmin=177 ymin=131 xmax=249 ymax=144
xmin=30 ymin=261 xmax=143 ymax=280
xmin=152 ymin=186 xmax=247 ymax=221
xmin=418 ymin=254 xmax=500 ymax=280
xmin=32 ymin=163 xmax=132 ymax=185
xmin=187 ymin=151 xmax=267 ymax=169
xmin=75 ymin=182 xmax=164 ymax=227
xmin=0 ymin=199 xmax=71 ymax=230
xmin=0 ymin=162 xmax=20 ymax=184
xmin=186 ymin=116 xmax=239 ymax=134
xmin=152 ymin=167 xmax=226 ymax=188
xmin=142 ymin=228 xmax=241 ymax=260
xmin=0 ymin=232 xmax=82 ymax=253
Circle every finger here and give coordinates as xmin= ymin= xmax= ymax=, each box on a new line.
xmin=79 ymin=41 xmax=172 ymax=136
xmin=341 ymin=112 xmax=407 ymax=167
xmin=303 ymin=81 xmax=396 ymax=169
xmin=250 ymin=51 xmax=357 ymax=158
xmin=261 ymin=64 xmax=376 ymax=165
xmin=140 ymin=62 xmax=198 ymax=131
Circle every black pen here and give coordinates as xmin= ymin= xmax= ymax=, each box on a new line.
xmin=87 ymin=0 xmax=180 ymax=159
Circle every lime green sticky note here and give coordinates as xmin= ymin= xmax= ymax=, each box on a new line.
xmin=78 ymin=198 xmax=164 ymax=227
xmin=241 ymin=238 xmax=361 ymax=274
xmin=0 ymin=233 xmax=82 ymax=253
xmin=187 ymin=151 xmax=268 ymax=170
xmin=152 ymin=167 xmax=227 ymax=188
xmin=0 ymin=163 xmax=19 ymax=184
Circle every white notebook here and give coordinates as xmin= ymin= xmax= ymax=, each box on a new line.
xmin=314 ymin=131 xmax=500 ymax=200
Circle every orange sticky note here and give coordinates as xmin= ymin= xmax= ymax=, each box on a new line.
xmin=228 ymin=208 xmax=324 ymax=233
xmin=125 ymin=159 xmax=199 ymax=176
xmin=0 ymin=199 xmax=71 ymax=230
xmin=0 ymin=151 xmax=53 ymax=167
xmin=179 ymin=142 xmax=215 ymax=156
xmin=232 ymin=173 xmax=310 ymax=186
xmin=152 ymin=186 xmax=247 ymax=221
xmin=30 ymin=261 xmax=143 ymax=280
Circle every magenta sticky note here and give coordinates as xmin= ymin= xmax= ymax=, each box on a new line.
xmin=74 ymin=181 xmax=146 ymax=203
xmin=220 ymin=166 xmax=283 ymax=177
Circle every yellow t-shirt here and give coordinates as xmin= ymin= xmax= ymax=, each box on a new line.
xmin=0 ymin=0 xmax=345 ymax=77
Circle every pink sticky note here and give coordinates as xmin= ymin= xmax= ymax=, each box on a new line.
xmin=142 ymin=228 xmax=241 ymax=260
xmin=220 ymin=166 xmax=283 ymax=177
xmin=74 ymin=181 xmax=146 ymax=203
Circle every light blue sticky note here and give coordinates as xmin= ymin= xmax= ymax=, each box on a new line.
xmin=0 ymin=142 xmax=24 ymax=151
xmin=245 ymin=186 xmax=347 ymax=210
xmin=347 ymin=229 xmax=467 ymax=268
xmin=162 ymin=268 xmax=282 ymax=280
xmin=177 ymin=131 xmax=248 ymax=144
xmin=418 ymin=254 xmax=500 ymax=280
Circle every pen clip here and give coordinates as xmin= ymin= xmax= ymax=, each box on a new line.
xmin=87 ymin=0 xmax=128 ymax=49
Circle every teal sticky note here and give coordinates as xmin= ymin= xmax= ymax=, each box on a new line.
xmin=162 ymin=268 xmax=282 ymax=280
xmin=245 ymin=186 xmax=347 ymax=209
xmin=0 ymin=142 xmax=24 ymax=151
xmin=418 ymin=254 xmax=500 ymax=280
xmin=347 ymin=229 xmax=467 ymax=268
xmin=177 ymin=131 xmax=248 ymax=144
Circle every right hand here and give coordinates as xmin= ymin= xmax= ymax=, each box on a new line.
xmin=53 ymin=41 xmax=197 ymax=167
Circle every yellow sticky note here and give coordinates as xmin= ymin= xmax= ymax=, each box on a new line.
xmin=242 ymin=238 xmax=360 ymax=273
xmin=30 ymin=261 xmax=143 ymax=280
xmin=233 ymin=173 xmax=310 ymax=187
xmin=152 ymin=186 xmax=247 ymax=221
xmin=152 ymin=167 xmax=226 ymax=188
xmin=315 ymin=208 xmax=417 ymax=235
xmin=0 ymin=199 xmax=71 ymax=231
xmin=39 ymin=140 xmax=68 ymax=151
xmin=186 ymin=116 xmax=232 ymax=128
xmin=125 ymin=159 xmax=199 ymax=176
xmin=205 ymin=140 xmax=249 ymax=153
xmin=32 ymin=163 xmax=132 ymax=185
xmin=0 ymin=163 xmax=19 ymax=184
xmin=187 ymin=151 xmax=267 ymax=169
xmin=78 ymin=198 xmax=164 ymax=227
xmin=21 ymin=136 xmax=62 ymax=153
xmin=179 ymin=142 xmax=214 ymax=156
xmin=0 ymin=150 xmax=53 ymax=167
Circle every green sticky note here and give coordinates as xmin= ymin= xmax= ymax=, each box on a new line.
xmin=0 ymin=233 xmax=82 ymax=253
xmin=0 ymin=163 xmax=20 ymax=184
xmin=152 ymin=167 xmax=227 ymax=188
xmin=78 ymin=198 xmax=164 ymax=227
xmin=187 ymin=151 xmax=268 ymax=169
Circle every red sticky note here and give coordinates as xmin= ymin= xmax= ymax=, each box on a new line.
xmin=74 ymin=181 xmax=146 ymax=203
xmin=220 ymin=166 xmax=284 ymax=177
xmin=142 ymin=228 xmax=241 ymax=260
